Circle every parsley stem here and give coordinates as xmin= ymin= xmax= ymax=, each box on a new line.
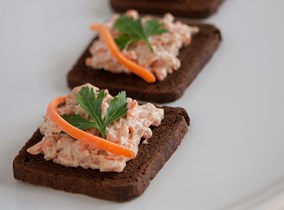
xmin=146 ymin=40 xmax=154 ymax=52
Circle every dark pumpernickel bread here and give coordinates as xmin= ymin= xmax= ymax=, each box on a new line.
xmin=13 ymin=107 xmax=190 ymax=201
xmin=67 ymin=22 xmax=221 ymax=103
xmin=110 ymin=0 xmax=225 ymax=18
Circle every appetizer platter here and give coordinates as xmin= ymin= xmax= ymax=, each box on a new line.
xmin=110 ymin=0 xmax=225 ymax=18
xmin=1 ymin=1 xmax=284 ymax=210
xmin=67 ymin=10 xmax=221 ymax=103
xmin=13 ymin=84 xmax=189 ymax=201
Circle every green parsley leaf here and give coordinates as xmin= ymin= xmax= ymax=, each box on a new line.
xmin=62 ymin=87 xmax=128 ymax=138
xmin=74 ymin=88 xmax=105 ymax=130
xmin=115 ymin=34 xmax=139 ymax=50
xmin=62 ymin=114 xmax=95 ymax=130
xmin=144 ymin=19 xmax=168 ymax=37
xmin=104 ymin=91 xmax=128 ymax=125
xmin=113 ymin=15 xmax=168 ymax=51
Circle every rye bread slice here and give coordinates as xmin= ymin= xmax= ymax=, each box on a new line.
xmin=110 ymin=0 xmax=225 ymax=18
xmin=13 ymin=107 xmax=190 ymax=201
xmin=67 ymin=22 xmax=221 ymax=103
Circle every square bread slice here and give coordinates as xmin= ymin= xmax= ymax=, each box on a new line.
xmin=110 ymin=0 xmax=225 ymax=18
xmin=67 ymin=22 xmax=221 ymax=103
xmin=13 ymin=107 xmax=190 ymax=202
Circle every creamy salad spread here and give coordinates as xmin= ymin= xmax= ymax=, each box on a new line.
xmin=86 ymin=10 xmax=199 ymax=81
xmin=27 ymin=84 xmax=164 ymax=172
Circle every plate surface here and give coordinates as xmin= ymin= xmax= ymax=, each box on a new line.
xmin=1 ymin=0 xmax=284 ymax=209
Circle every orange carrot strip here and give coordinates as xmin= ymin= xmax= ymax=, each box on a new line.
xmin=47 ymin=96 xmax=136 ymax=159
xmin=90 ymin=23 xmax=156 ymax=83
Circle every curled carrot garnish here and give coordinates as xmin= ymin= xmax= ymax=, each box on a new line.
xmin=47 ymin=96 xmax=136 ymax=159
xmin=90 ymin=23 xmax=156 ymax=83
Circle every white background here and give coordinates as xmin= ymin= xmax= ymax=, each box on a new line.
xmin=1 ymin=0 xmax=284 ymax=209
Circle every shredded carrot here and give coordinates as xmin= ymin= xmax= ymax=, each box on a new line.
xmin=47 ymin=96 xmax=136 ymax=159
xmin=90 ymin=23 xmax=156 ymax=83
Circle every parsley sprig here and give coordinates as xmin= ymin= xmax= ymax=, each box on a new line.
xmin=62 ymin=87 xmax=128 ymax=138
xmin=114 ymin=15 xmax=168 ymax=52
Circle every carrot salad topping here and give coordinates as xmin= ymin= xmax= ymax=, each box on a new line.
xmin=47 ymin=96 xmax=136 ymax=159
xmin=90 ymin=23 xmax=156 ymax=83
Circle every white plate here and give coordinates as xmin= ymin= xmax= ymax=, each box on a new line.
xmin=1 ymin=0 xmax=284 ymax=209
